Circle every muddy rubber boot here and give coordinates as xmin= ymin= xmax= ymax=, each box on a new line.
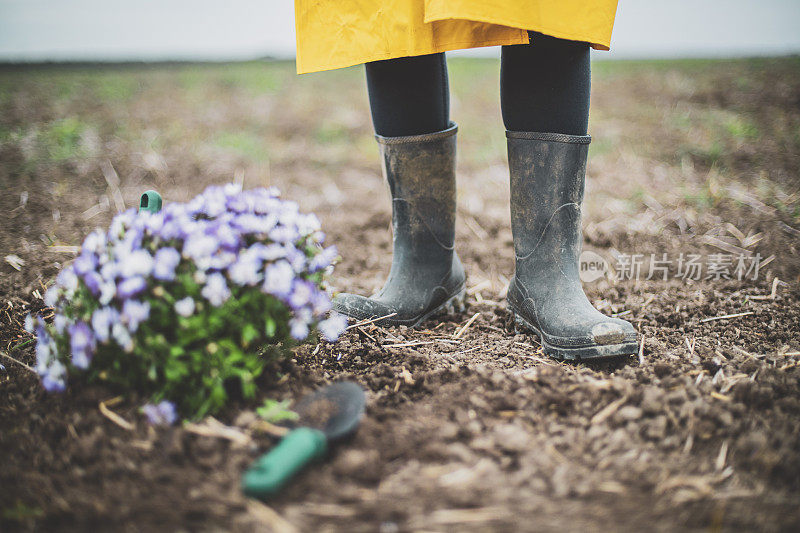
xmin=333 ymin=123 xmax=466 ymax=327
xmin=506 ymin=131 xmax=638 ymax=361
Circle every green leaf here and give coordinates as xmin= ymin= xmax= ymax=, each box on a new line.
xmin=241 ymin=323 xmax=259 ymax=347
xmin=257 ymin=399 xmax=299 ymax=424
xmin=265 ymin=317 xmax=276 ymax=338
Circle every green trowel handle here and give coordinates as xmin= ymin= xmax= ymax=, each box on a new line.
xmin=242 ymin=427 xmax=328 ymax=498
xmin=139 ymin=190 xmax=162 ymax=214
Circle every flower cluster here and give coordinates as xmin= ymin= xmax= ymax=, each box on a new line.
xmin=29 ymin=184 xmax=347 ymax=420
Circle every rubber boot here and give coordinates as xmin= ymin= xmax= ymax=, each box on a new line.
xmin=333 ymin=122 xmax=466 ymax=327
xmin=506 ymin=131 xmax=638 ymax=361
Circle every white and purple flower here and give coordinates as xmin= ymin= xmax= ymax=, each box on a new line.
xmin=119 ymin=249 xmax=154 ymax=279
xmin=309 ymin=245 xmax=338 ymax=272
xmin=32 ymin=183 xmax=346 ymax=416
xmin=201 ymin=273 xmax=230 ymax=307
xmin=263 ymin=261 xmax=294 ymax=298
xmin=68 ymin=321 xmax=95 ymax=369
xmin=228 ymin=255 xmax=262 ymax=286
xmin=153 ymin=247 xmax=181 ymax=281
xmin=318 ymin=313 xmax=348 ymax=342
xmin=92 ymin=306 xmax=119 ymax=343
xmin=118 ymin=276 xmax=147 ymax=299
xmin=122 ymin=299 xmax=151 ymax=332
xmin=142 ymin=400 xmax=177 ymax=425
xmin=174 ymin=297 xmax=195 ymax=317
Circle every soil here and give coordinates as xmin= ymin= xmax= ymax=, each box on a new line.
xmin=1 ymin=57 xmax=799 ymax=532
xmin=298 ymin=397 xmax=338 ymax=432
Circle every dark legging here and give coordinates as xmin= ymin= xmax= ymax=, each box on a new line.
xmin=365 ymin=32 xmax=590 ymax=137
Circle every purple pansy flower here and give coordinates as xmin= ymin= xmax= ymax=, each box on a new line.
xmin=82 ymin=230 xmax=106 ymax=255
xmin=289 ymin=318 xmax=309 ymax=341
xmin=99 ymin=280 xmax=116 ymax=305
xmin=318 ymin=313 xmax=348 ymax=342
xmin=263 ymin=261 xmax=294 ymax=298
xmin=56 ymin=267 xmax=78 ymax=293
xmin=100 ymin=261 xmax=119 ymax=282
xmin=122 ymin=299 xmax=151 ymax=332
xmin=83 ymin=271 xmax=103 ymax=295
xmin=309 ymin=246 xmax=338 ymax=272
xmin=112 ymin=322 xmax=134 ymax=352
xmin=153 ymin=247 xmax=181 ymax=281
xmin=118 ymin=276 xmax=147 ymax=299
xmin=44 ymin=286 xmax=59 ymax=308
xmin=183 ymin=233 xmax=218 ymax=261
xmin=92 ymin=307 xmax=119 ymax=343
xmin=41 ymin=360 xmax=67 ymax=393
xmin=289 ymin=280 xmax=314 ymax=310
xmin=310 ymin=289 xmax=333 ymax=317
xmin=69 ymin=321 xmax=95 ymax=369
xmin=256 ymin=243 xmax=287 ymax=261
xmin=53 ymin=314 xmax=67 ymax=334
xmin=119 ymin=249 xmax=153 ymax=279
xmin=202 ymin=273 xmax=230 ymax=307
xmin=174 ymin=297 xmax=195 ymax=317
xmin=73 ymin=253 xmax=98 ymax=277
xmin=142 ymin=400 xmax=177 ymax=425
xmin=269 ymin=225 xmax=300 ymax=244
xmin=228 ymin=256 xmax=262 ymax=286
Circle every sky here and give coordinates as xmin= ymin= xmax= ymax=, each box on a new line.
xmin=1 ymin=0 xmax=799 ymax=62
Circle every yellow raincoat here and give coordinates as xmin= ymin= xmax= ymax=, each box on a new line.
xmin=295 ymin=0 xmax=618 ymax=74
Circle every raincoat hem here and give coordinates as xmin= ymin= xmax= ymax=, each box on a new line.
xmin=423 ymin=11 xmax=612 ymax=50
xmin=296 ymin=35 xmax=528 ymax=75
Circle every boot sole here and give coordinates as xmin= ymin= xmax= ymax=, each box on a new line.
xmin=340 ymin=286 xmax=467 ymax=328
xmin=512 ymin=312 xmax=638 ymax=362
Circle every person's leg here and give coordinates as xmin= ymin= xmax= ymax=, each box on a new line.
xmin=501 ymin=32 xmax=590 ymax=135
xmin=366 ymin=53 xmax=449 ymax=137
xmin=501 ymin=33 xmax=638 ymax=361
xmin=333 ymin=54 xmax=465 ymax=326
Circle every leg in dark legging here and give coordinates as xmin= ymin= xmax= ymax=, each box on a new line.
xmin=365 ymin=53 xmax=450 ymax=137
xmin=502 ymin=32 xmax=639 ymax=361
xmin=501 ymin=32 xmax=590 ymax=135
xmin=332 ymin=53 xmax=465 ymax=326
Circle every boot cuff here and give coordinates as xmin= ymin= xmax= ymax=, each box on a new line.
xmin=506 ymin=131 xmax=591 ymax=144
xmin=376 ymin=122 xmax=458 ymax=145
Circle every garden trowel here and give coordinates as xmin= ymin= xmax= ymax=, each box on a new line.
xmin=242 ymin=381 xmax=366 ymax=499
